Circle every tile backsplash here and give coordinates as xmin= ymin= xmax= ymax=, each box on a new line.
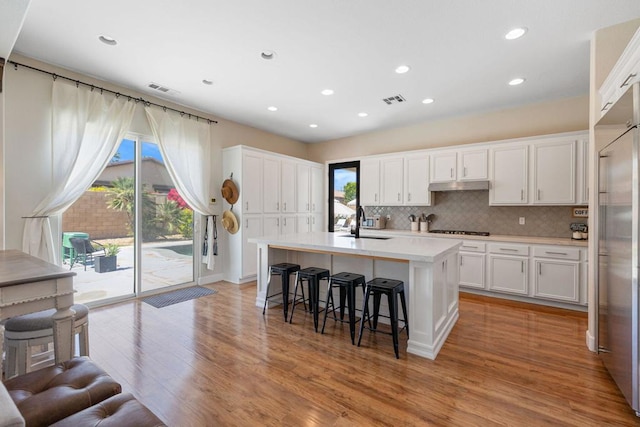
xmin=365 ymin=190 xmax=587 ymax=239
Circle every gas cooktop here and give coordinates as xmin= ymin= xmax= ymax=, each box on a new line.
xmin=429 ymin=230 xmax=490 ymax=236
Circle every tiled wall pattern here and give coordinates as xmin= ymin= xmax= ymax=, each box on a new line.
xmin=366 ymin=190 xmax=587 ymax=239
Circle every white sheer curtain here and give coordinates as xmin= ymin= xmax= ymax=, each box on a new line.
xmin=144 ymin=107 xmax=217 ymax=270
xmin=22 ymin=80 xmax=136 ymax=263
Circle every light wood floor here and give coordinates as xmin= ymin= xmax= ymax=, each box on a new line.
xmin=87 ymin=281 xmax=639 ymax=426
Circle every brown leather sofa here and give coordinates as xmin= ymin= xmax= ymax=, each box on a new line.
xmin=1 ymin=357 xmax=166 ymax=427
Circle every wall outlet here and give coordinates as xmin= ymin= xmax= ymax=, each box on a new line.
xmin=519 ymin=217 xmax=525 ymax=225
xmin=210 ymin=197 xmax=217 ymax=204
xmin=386 ymin=215 xmax=391 ymax=220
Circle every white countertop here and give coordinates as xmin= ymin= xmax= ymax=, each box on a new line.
xmin=249 ymin=232 xmax=462 ymax=262
xmin=359 ymin=229 xmax=589 ymax=247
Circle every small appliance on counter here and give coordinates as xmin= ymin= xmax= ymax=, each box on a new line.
xmin=361 ymin=214 xmax=386 ymax=229
xmin=570 ymin=223 xmax=588 ymax=240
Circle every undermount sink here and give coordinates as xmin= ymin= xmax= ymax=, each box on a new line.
xmin=340 ymin=235 xmax=391 ymax=240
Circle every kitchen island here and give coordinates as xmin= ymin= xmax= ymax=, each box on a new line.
xmin=250 ymin=232 xmax=461 ymax=359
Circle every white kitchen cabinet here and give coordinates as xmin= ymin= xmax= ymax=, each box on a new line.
xmin=404 ymin=155 xmax=431 ymax=206
xmin=577 ymin=138 xmax=589 ymax=205
xmin=490 ymin=145 xmax=528 ymax=205
xmin=459 ymin=241 xmax=486 ymax=290
xmin=281 ymin=215 xmax=296 ymax=235
xmin=311 ymin=213 xmax=324 ymax=232
xmin=241 ymin=215 xmax=263 ymax=279
xmin=430 ymin=151 xmax=457 ymax=183
xmin=532 ymin=246 xmax=581 ymax=304
xmin=380 ymin=157 xmax=404 ymax=205
xmin=297 ymin=214 xmax=311 ymax=233
xmin=263 ymin=215 xmax=281 ymax=237
xmin=296 ymin=163 xmax=311 ymax=213
xmin=361 ymin=159 xmax=380 ymax=206
xmin=599 ymin=27 xmax=640 ymax=116
xmin=262 ymin=155 xmax=281 ymax=213
xmin=459 ymin=149 xmax=488 ymax=181
xmin=242 ymin=152 xmax=263 ymax=213
xmin=310 ymin=165 xmax=324 ymax=214
xmin=487 ymin=243 xmax=529 ymax=295
xmin=281 ymin=160 xmax=296 ymax=213
xmin=532 ymin=140 xmax=576 ymax=205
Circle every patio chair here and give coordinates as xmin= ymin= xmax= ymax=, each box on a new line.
xmin=69 ymin=237 xmax=105 ymax=271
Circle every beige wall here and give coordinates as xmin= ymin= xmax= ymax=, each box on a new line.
xmin=308 ymin=96 xmax=589 ymax=163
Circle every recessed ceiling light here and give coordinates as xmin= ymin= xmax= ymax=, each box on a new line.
xmin=261 ymin=50 xmax=276 ymax=60
xmin=321 ymin=89 xmax=334 ymax=96
xmin=267 ymin=106 xmax=278 ymax=112
xmin=358 ymin=112 xmax=368 ymax=117
xmin=505 ymin=28 xmax=527 ymax=40
xmin=422 ymin=98 xmax=435 ymax=104
xmin=508 ymin=78 xmax=526 ymax=86
xmin=395 ymin=65 xmax=410 ymax=74
xmin=309 ymin=124 xmax=318 ymax=128
xmin=202 ymin=79 xmax=213 ymax=85
xmin=98 ymin=35 xmax=117 ymax=46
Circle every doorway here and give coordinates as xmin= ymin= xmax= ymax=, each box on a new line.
xmin=328 ymin=161 xmax=359 ymax=232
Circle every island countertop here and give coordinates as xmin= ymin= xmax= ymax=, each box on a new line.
xmin=249 ymin=231 xmax=462 ymax=263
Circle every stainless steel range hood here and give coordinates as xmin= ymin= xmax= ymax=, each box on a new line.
xmin=428 ymin=180 xmax=490 ymax=191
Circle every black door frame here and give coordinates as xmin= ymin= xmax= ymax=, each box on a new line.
xmin=328 ymin=161 xmax=360 ymax=232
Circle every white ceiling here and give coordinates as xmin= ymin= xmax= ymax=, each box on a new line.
xmin=9 ymin=1 xmax=640 ymax=143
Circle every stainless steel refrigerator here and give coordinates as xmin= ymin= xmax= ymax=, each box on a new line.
xmin=597 ymin=82 xmax=640 ymax=415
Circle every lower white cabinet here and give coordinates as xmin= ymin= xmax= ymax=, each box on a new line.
xmin=311 ymin=214 xmax=324 ymax=232
xmin=532 ymin=246 xmax=581 ymax=303
xmin=487 ymin=243 xmax=529 ymax=296
xmin=459 ymin=241 xmax=485 ymax=290
xmin=241 ymin=215 xmax=263 ymax=280
xmin=297 ymin=215 xmax=311 ymax=233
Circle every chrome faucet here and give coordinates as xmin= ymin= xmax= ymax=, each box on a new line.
xmin=354 ymin=206 xmax=366 ymax=238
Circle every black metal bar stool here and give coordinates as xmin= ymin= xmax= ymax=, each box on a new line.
xmin=289 ymin=267 xmax=330 ymax=332
xmin=321 ymin=272 xmax=366 ymax=344
xmin=262 ymin=263 xmax=301 ymax=321
xmin=357 ymin=277 xmax=409 ymax=359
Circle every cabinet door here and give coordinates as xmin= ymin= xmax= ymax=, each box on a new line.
xmin=488 ymin=255 xmax=528 ymax=295
xmin=310 ymin=166 xmax=324 ymax=213
xmin=242 ymin=216 xmax=263 ymax=278
xmin=405 ymin=155 xmax=431 ymax=206
xmin=281 ymin=160 xmax=296 ymax=213
xmin=263 ymin=215 xmax=280 ymax=236
xmin=361 ymin=159 xmax=380 ymax=206
xmin=262 ymin=156 xmax=281 ymax=213
xmin=296 ymin=163 xmax=311 ymax=213
xmin=577 ymin=138 xmax=589 ymax=205
xmin=431 ymin=152 xmax=457 ymax=183
xmin=533 ymin=140 xmax=576 ymax=204
xmin=296 ymin=215 xmax=311 ymax=233
xmin=380 ymin=157 xmax=404 ymax=205
xmin=281 ymin=215 xmax=296 ymax=235
xmin=242 ymin=153 xmax=263 ymax=213
xmin=311 ymin=213 xmax=324 ymax=232
xmin=490 ymin=146 xmax=528 ymax=205
xmin=533 ymin=260 xmax=580 ymax=303
xmin=459 ymin=252 xmax=485 ymax=289
xmin=459 ymin=149 xmax=488 ymax=181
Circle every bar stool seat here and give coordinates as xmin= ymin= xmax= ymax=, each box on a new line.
xmin=3 ymin=303 xmax=90 ymax=378
xmin=289 ymin=267 xmax=330 ymax=332
xmin=357 ymin=278 xmax=408 ymax=359
xmin=262 ymin=263 xmax=301 ymax=321
xmin=321 ymin=272 xmax=366 ymax=344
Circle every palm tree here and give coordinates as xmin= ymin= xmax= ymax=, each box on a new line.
xmin=155 ymin=200 xmax=183 ymax=237
xmin=106 ymin=176 xmax=160 ymax=239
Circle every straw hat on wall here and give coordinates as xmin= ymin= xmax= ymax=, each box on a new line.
xmin=222 ymin=210 xmax=239 ymax=234
xmin=221 ymin=179 xmax=239 ymax=205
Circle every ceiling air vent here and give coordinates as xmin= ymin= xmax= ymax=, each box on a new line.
xmin=147 ymin=82 xmax=180 ymax=95
xmin=382 ymin=94 xmax=406 ymax=105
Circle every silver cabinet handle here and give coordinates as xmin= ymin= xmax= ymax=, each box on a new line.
xmin=397 ymin=193 xmax=400 ymax=202
xmin=462 ymin=245 xmax=478 ymax=249
xmin=544 ymin=251 xmax=568 ymax=256
xmin=521 ymin=261 xmax=524 ymax=273
xmin=246 ymin=201 xmax=249 ymax=211
xmin=521 ymin=189 xmax=524 ymax=201
xmin=276 ymin=202 xmax=279 ymax=211
xmin=601 ymin=101 xmax=612 ymax=112
xmin=375 ymin=193 xmax=378 ymax=202
xmin=537 ymin=189 xmax=541 ymax=200
xmin=464 ymin=166 xmax=467 ymax=177
xmin=408 ymin=193 xmax=411 ymax=202
xmin=499 ymin=248 xmax=519 ymax=252
xmin=538 ymin=263 xmax=542 ymax=275
xmin=245 ymin=219 xmax=249 ymax=228
xmin=620 ymin=73 xmax=637 ymax=88
xmin=283 ymin=202 xmax=286 ymax=211
xmin=450 ymin=168 xmax=454 ymax=178
xmin=460 ymin=257 xmax=463 ymax=266
xmin=283 ymin=218 xmax=287 ymax=226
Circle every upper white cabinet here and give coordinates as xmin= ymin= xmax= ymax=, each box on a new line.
xmin=577 ymin=138 xmax=589 ymax=205
xmin=490 ymin=145 xmax=528 ymax=205
xmin=430 ymin=152 xmax=457 ymax=183
xmin=242 ymin=152 xmax=263 ymax=214
xmin=380 ymin=157 xmax=404 ymax=205
xmin=310 ymin=166 xmax=324 ymax=214
xmin=532 ymin=139 xmax=576 ymax=205
xmin=296 ymin=164 xmax=311 ymax=213
xmin=599 ymin=27 xmax=640 ymax=116
xmin=459 ymin=149 xmax=488 ymax=181
xmin=361 ymin=158 xmax=381 ymax=205
xmin=262 ymin=155 xmax=281 ymax=213
xmin=280 ymin=160 xmax=296 ymax=213
xmin=404 ymin=155 xmax=431 ymax=206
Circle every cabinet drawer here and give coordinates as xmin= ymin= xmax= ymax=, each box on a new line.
xmin=459 ymin=241 xmax=486 ymax=253
xmin=488 ymin=243 xmax=529 ymax=256
xmin=533 ymin=246 xmax=580 ymax=261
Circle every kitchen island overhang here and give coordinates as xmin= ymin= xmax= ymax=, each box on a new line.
xmin=249 ymin=232 xmax=461 ymax=360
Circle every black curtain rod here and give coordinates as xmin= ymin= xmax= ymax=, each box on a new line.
xmin=9 ymin=60 xmax=218 ymax=124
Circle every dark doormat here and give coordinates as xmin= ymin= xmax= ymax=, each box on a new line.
xmin=142 ymin=286 xmax=217 ymax=308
